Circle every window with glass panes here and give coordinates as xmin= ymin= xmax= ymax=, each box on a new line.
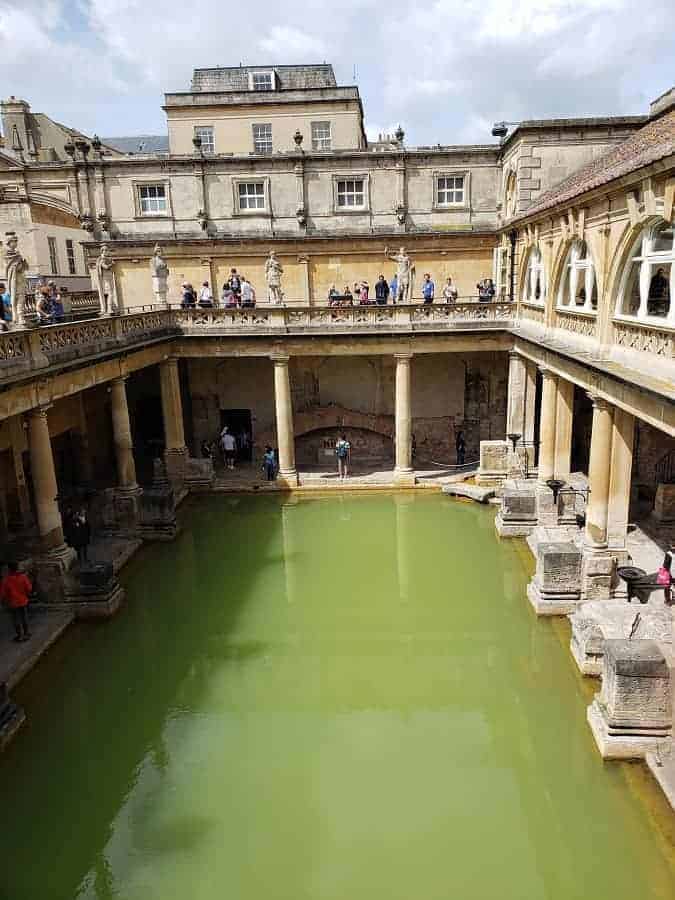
xmin=436 ymin=175 xmax=465 ymax=205
xmin=252 ymin=72 xmax=273 ymax=91
xmin=194 ymin=126 xmax=215 ymax=154
xmin=336 ymin=178 xmax=365 ymax=208
xmin=238 ymin=181 xmax=266 ymax=211
xmin=138 ymin=184 xmax=167 ymax=215
xmin=252 ymin=124 xmax=272 ymax=154
xmin=65 ymin=239 xmax=77 ymax=275
xmin=311 ymin=121 xmax=332 ymax=150
xmin=47 ymin=237 xmax=58 ymax=274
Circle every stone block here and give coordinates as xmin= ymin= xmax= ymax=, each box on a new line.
xmin=582 ymin=552 xmax=615 ymax=601
xmin=495 ymin=480 xmax=537 ymax=537
xmin=184 ymin=456 xmax=215 ymax=490
xmin=62 ymin=567 xmax=125 ymax=619
xmin=654 ymin=483 xmax=675 ymax=523
xmin=476 ymin=440 xmax=509 ymax=486
xmin=442 ymin=483 xmax=495 ymax=503
xmin=527 ymin=540 xmax=581 ymax=615
xmin=139 ymin=485 xmax=178 ymax=540
xmin=588 ymin=639 xmax=672 ymax=759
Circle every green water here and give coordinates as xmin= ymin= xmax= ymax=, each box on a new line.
xmin=0 ymin=493 xmax=673 ymax=900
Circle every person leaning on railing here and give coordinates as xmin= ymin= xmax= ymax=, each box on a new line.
xmin=442 ymin=277 xmax=458 ymax=303
xmin=477 ymin=278 xmax=496 ymax=302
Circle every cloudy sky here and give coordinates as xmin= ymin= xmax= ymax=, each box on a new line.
xmin=1 ymin=0 xmax=673 ymax=145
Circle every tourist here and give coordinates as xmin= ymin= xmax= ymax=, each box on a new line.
xmin=328 ymin=284 xmax=339 ymax=306
xmin=201 ymin=439 xmax=214 ymax=459
xmin=442 ymin=277 xmax=458 ymax=303
xmin=360 ymin=280 xmax=370 ymax=304
xmin=0 ymin=282 xmax=11 ymax=329
xmin=657 ymin=550 xmax=673 ymax=605
xmin=70 ymin=509 xmax=91 ymax=565
xmin=477 ymin=278 xmax=495 ymax=302
xmin=342 ymin=285 xmax=353 ymax=306
xmin=227 ymin=268 xmax=242 ymax=304
xmin=648 ymin=267 xmax=669 ymax=315
xmin=222 ymin=285 xmax=236 ymax=307
xmin=221 ymin=427 xmax=237 ymax=470
xmin=263 ymin=445 xmax=276 ymax=481
xmin=181 ymin=283 xmax=196 ymax=308
xmin=51 ymin=289 xmax=65 ymax=323
xmin=240 ymin=276 xmax=255 ymax=307
xmin=456 ymin=430 xmax=466 ymax=465
xmin=335 ymin=432 xmax=351 ymax=479
xmin=390 ymin=273 xmax=398 ymax=305
xmin=198 ymin=281 xmax=214 ymax=308
xmin=36 ymin=290 xmax=52 ymax=324
xmin=0 ymin=562 xmax=32 ymax=643
xmin=375 ymin=275 xmax=389 ymax=305
xmin=422 ymin=273 xmax=435 ymax=304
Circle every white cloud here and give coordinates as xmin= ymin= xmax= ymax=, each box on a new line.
xmin=258 ymin=26 xmax=328 ymax=60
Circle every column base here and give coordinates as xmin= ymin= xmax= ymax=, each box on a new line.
xmin=139 ymin=484 xmax=179 ymax=540
xmin=63 ymin=564 xmax=126 ymax=619
xmin=277 ymin=471 xmax=299 ymax=488
xmin=393 ymin=468 xmax=416 ymax=487
xmin=33 ymin=544 xmax=77 ymax=603
xmin=164 ymin=446 xmax=189 ymax=481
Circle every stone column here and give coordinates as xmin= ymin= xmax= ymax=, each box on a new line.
xmin=8 ymin=415 xmax=33 ymax=528
xmin=394 ymin=352 xmax=415 ymax=486
xmin=110 ymin=377 xmax=138 ymax=491
xmin=537 ymin=368 xmax=558 ymax=483
xmin=27 ymin=406 xmax=66 ymax=552
xmin=506 ymin=351 xmax=527 ymax=436
xmin=584 ymin=394 xmax=615 ymax=549
xmin=271 ymin=354 xmax=298 ymax=487
xmin=523 ymin=359 xmax=537 ymax=448
xmin=553 ymin=377 xmax=574 ymax=481
xmin=160 ymin=358 xmax=189 ymax=480
xmin=606 ymin=408 xmax=635 ymax=550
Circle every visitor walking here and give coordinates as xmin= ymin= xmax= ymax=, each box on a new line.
xmin=198 ymin=281 xmax=214 ymax=308
xmin=657 ymin=550 xmax=673 ymax=605
xmin=442 ymin=277 xmax=458 ymax=303
xmin=422 ymin=273 xmax=435 ymax=304
xmin=335 ymin=433 xmax=351 ymax=479
xmin=456 ymin=430 xmax=466 ymax=465
xmin=263 ymin=445 xmax=276 ymax=481
xmin=221 ymin=427 xmax=237 ymax=470
xmin=0 ymin=562 xmax=32 ymax=643
xmin=375 ymin=275 xmax=389 ymax=305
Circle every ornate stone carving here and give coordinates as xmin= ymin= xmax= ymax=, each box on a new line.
xmin=265 ymin=250 xmax=284 ymax=304
xmin=613 ymin=320 xmax=672 ymax=357
xmin=150 ymin=244 xmax=170 ymax=307
xmin=79 ymin=213 xmax=95 ymax=233
xmin=384 ymin=246 xmax=414 ymax=302
xmin=394 ymin=203 xmax=407 ymax=225
xmin=95 ymin=243 xmax=119 ymax=315
xmin=556 ymin=309 xmax=597 ymax=338
xmin=3 ymin=232 xmax=29 ymax=326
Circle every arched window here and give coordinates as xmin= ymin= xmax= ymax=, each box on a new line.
xmin=557 ymin=240 xmax=597 ymax=311
xmin=521 ymin=246 xmax=546 ymax=305
xmin=617 ymin=222 xmax=675 ymax=322
xmin=504 ymin=171 xmax=517 ymax=220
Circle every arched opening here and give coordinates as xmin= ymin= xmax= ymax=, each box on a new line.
xmin=504 ymin=170 xmax=517 ymax=219
xmin=616 ymin=221 xmax=674 ymax=321
xmin=521 ymin=246 xmax=546 ymax=305
xmin=557 ymin=240 xmax=597 ymax=311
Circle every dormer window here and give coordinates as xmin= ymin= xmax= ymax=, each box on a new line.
xmin=250 ymin=71 xmax=274 ymax=91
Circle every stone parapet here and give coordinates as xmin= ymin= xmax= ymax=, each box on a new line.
xmin=588 ymin=639 xmax=672 ymax=759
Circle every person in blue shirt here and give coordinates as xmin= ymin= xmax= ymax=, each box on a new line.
xmin=263 ymin=445 xmax=276 ymax=481
xmin=0 ymin=282 xmax=11 ymax=328
xmin=389 ymin=274 xmax=398 ymax=305
xmin=422 ymin=273 xmax=435 ymax=304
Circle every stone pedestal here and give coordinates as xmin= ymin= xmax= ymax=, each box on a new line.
xmin=527 ymin=540 xmax=582 ymax=615
xmin=581 ymin=550 xmax=617 ymax=601
xmin=495 ymin=479 xmax=537 ymax=537
xmin=33 ymin=544 xmax=77 ymax=603
xmin=654 ymin=483 xmax=675 ymax=523
xmin=476 ymin=440 xmax=509 ymax=487
xmin=535 ymin=483 xmax=561 ymax=526
xmin=184 ymin=456 xmax=215 ymax=490
xmin=63 ymin=562 xmax=125 ymax=618
xmin=588 ymin=639 xmax=672 ymax=759
xmin=91 ymin=485 xmax=143 ymax=537
xmin=139 ymin=484 xmax=179 ymax=540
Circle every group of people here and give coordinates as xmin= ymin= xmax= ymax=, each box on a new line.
xmin=63 ymin=506 xmax=92 ymax=564
xmin=326 ymin=274 xmax=497 ymax=306
xmin=0 ymin=279 xmax=72 ymax=329
xmin=181 ymin=269 xmax=257 ymax=310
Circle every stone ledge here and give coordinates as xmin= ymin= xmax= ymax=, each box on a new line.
xmin=588 ymin=700 xmax=669 ymax=759
xmin=442 ymin=483 xmax=495 ymax=503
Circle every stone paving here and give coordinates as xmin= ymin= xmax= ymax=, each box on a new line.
xmin=0 ymin=606 xmax=73 ymax=691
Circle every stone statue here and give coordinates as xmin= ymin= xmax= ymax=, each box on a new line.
xmin=95 ymin=243 xmax=118 ymax=315
xmin=150 ymin=244 xmax=169 ymax=307
xmin=265 ymin=250 xmax=284 ymax=304
xmin=3 ymin=232 xmax=29 ymax=327
xmin=385 ymin=246 xmax=414 ymax=302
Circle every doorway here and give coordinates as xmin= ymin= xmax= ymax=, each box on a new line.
xmin=220 ymin=409 xmax=253 ymax=461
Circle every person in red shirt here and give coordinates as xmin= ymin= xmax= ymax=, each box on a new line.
xmin=0 ymin=562 xmax=32 ymax=642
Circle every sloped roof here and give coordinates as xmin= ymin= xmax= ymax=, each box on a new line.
xmin=518 ymin=109 xmax=675 ymax=220
xmin=102 ymin=135 xmax=169 ymax=154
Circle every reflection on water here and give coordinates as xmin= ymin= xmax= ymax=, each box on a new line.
xmin=0 ymin=492 xmax=673 ymax=900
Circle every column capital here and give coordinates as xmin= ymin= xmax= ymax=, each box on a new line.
xmin=27 ymin=403 xmax=52 ymax=419
xmin=394 ymin=351 xmax=414 ymax=361
xmin=110 ymin=375 xmax=129 ymax=387
xmin=270 ymin=353 xmax=290 ymax=364
xmin=586 ymin=392 xmax=612 ymax=411
xmin=160 ymin=355 xmax=180 ymax=369
xmin=508 ymin=349 xmax=523 ymax=360
xmin=538 ymin=366 xmax=557 ymax=382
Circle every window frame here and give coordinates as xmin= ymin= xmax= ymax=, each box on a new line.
xmin=47 ymin=236 xmax=58 ymax=275
xmin=133 ymin=181 xmax=171 ymax=218
xmin=194 ymin=125 xmax=215 ymax=154
xmin=433 ymin=171 xmax=469 ymax=209
xmin=232 ymin=177 xmax=271 ymax=216
xmin=65 ymin=238 xmax=77 ymax=276
xmin=615 ymin=222 xmax=675 ymax=325
xmin=521 ymin=245 xmax=546 ymax=307
xmin=332 ymin=174 xmax=370 ymax=213
xmin=249 ymin=71 xmax=275 ymax=92
xmin=252 ymin=123 xmax=273 ymax=155
xmin=311 ymin=121 xmax=332 ymax=151
xmin=556 ymin=240 xmax=597 ymax=313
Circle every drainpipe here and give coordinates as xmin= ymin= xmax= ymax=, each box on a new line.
xmin=509 ymin=228 xmax=517 ymax=302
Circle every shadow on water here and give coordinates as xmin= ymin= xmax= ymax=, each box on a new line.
xmin=0 ymin=493 xmax=285 ymax=900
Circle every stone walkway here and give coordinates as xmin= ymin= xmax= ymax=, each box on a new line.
xmin=0 ymin=606 xmax=73 ymax=691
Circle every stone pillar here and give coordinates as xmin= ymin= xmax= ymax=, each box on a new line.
xmin=272 ymin=354 xmax=298 ymax=487
xmin=8 ymin=415 xmax=33 ymax=528
xmin=110 ymin=377 xmax=138 ymax=491
xmin=523 ymin=360 xmax=537 ymax=449
xmin=607 ymin=408 xmax=635 ymax=550
xmin=27 ymin=405 xmax=66 ymax=552
xmin=537 ymin=368 xmax=558 ymax=483
xmin=506 ymin=351 xmax=527 ymax=436
xmin=394 ymin=352 xmax=415 ymax=486
xmin=553 ymin=378 xmax=574 ymax=481
xmin=160 ymin=358 xmax=189 ymax=481
xmin=584 ymin=394 xmax=614 ymax=549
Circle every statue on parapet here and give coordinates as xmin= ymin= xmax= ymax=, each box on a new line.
xmin=265 ymin=249 xmax=284 ymax=304
xmin=3 ymin=232 xmax=29 ymax=327
xmin=150 ymin=244 xmax=170 ymax=307
xmin=384 ymin=245 xmax=415 ymax=303
xmin=95 ymin=243 xmax=118 ymax=315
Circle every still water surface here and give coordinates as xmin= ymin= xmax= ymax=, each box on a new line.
xmin=0 ymin=493 xmax=674 ymax=899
